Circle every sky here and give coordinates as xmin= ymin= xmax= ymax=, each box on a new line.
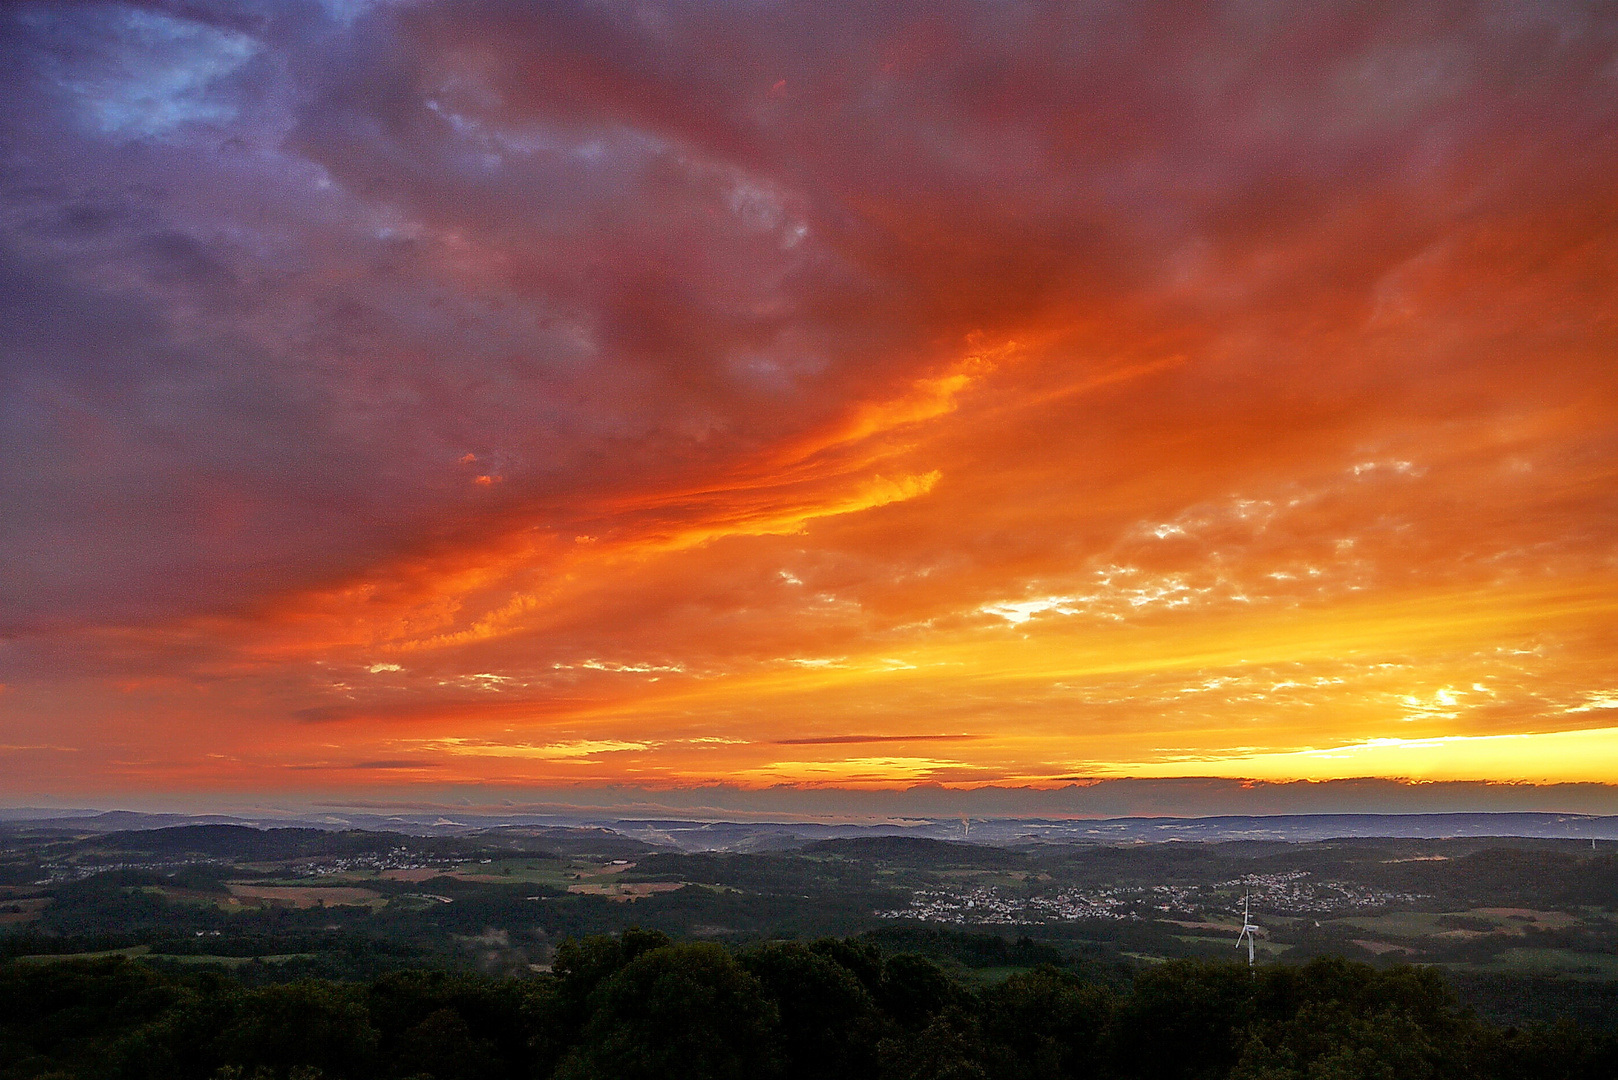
xmin=1 ymin=0 xmax=1617 ymax=817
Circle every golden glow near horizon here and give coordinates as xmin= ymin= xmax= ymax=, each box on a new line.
xmin=2 ymin=2 xmax=1616 ymax=806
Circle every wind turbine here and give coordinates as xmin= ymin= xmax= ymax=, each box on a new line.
xmin=1236 ymin=893 xmax=1258 ymax=967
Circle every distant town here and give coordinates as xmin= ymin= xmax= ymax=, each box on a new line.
xmin=878 ymin=870 xmax=1429 ymax=925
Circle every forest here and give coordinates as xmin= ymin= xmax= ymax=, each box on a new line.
xmin=3 ymin=929 xmax=1617 ymax=1080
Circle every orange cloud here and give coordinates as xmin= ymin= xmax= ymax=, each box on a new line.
xmin=2 ymin=0 xmax=1616 ymax=808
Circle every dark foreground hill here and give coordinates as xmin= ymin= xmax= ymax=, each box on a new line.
xmin=2 ymin=931 xmax=1615 ymax=1080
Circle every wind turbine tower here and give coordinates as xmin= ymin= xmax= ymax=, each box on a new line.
xmin=1236 ymin=893 xmax=1258 ymax=967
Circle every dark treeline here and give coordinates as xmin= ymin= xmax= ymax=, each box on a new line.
xmin=2 ymin=932 xmax=1615 ymax=1080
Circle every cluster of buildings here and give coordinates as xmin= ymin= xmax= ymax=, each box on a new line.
xmin=36 ymin=857 xmax=230 ymax=883
xmin=1215 ymin=871 xmax=1427 ymax=914
xmin=289 ymin=847 xmax=463 ymax=877
xmin=877 ymin=870 xmax=1426 ymax=925
xmin=37 ymin=845 xmax=466 ymax=884
xmin=876 ymin=885 xmax=1137 ymax=925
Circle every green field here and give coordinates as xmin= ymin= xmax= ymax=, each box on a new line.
xmin=18 ymin=946 xmax=314 ymax=967
xmin=1464 ymin=948 xmax=1618 ymax=979
xmin=16 ymin=946 xmax=152 ymax=963
xmin=149 ymin=952 xmax=315 ymax=967
xmin=1333 ymin=911 xmax=1455 ymax=937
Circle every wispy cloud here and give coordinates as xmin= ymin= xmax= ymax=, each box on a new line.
xmin=774 ymin=734 xmax=978 ymax=745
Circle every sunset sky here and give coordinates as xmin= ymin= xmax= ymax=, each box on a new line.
xmin=2 ymin=0 xmax=1616 ymax=816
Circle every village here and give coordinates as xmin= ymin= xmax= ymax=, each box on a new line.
xmin=878 ymin=870 xmax=1429 ymax=925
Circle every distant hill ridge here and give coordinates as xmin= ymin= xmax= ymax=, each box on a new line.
xmin=804 ymin=836 xmax=1028 ymax=867
xmin=4 ymin=808 xmax=1617 ymax=850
